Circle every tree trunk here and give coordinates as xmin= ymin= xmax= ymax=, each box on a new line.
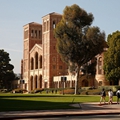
xmin=119 ymin=79 xmax=120 ymax=86
xmin=75 ymin=66 xmax=80 ymax=95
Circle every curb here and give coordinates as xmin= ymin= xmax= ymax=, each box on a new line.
xmin=0 ymin=111 xmax=120 ymax=119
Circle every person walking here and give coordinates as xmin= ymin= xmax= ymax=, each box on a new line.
xmin=100 ymin=88 xmax=106 ymax=105
xmin=108 ymin=89 xmax=113 ymax=104
xmin=116 ymin=88 xmax=120 ymax=104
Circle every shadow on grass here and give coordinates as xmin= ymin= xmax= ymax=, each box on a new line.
xmin=0 ymin=94 xmax=101 ymax=112
xmin=0 ymin=98 xmax=75 ymax=112
xmin=0 ymin=94 xmax=83 ymax=112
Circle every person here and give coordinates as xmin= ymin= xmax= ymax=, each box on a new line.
xmin=116 ymin=88 xmax=120 ymax=104
xmin=108 ymin=89 xmax=113 ymax=104
xmin=100 ymin=88 xmax=106 ymax=105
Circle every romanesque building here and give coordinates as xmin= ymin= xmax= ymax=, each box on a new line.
xmin=21 ymin=12 xmax=109 ymax=91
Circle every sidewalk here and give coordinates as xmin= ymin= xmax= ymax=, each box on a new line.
xmin=0 ymin=102 xmax=120 ymax=119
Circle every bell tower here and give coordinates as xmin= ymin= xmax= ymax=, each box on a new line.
xmin=42 ymin=12 xmax=67 ymax=88
xmin=23 ymin=22 xmax=42 ymax=90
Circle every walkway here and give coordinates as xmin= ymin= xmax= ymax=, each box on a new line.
xmin=0 ymin=102 xmax=120 ymax=119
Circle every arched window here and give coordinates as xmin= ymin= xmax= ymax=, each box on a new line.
xmin=35 ymin=30 xmax=37 ymax=38
xmin=98 ymin=57 xmax=102 ymax=74
xmin=53 ymin=21 xmax=56 ymax=29
xmin=30 ymin=57 xmax=34 ymax=70
xmin=35 ymin=52 xmax=38 ymax=69
xmin=31 ymin=30 xmax=34 ymax=38
xmin=39 ymin=55 xmax=42 ymax=68
xmin=47 ymin=21 xmax=49 ymax=31
xmin=52 ymin=57 xmax=56 ymax=62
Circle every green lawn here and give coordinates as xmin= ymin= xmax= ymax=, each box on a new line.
xmin=0 ymin=93 xmax=117 ymax=112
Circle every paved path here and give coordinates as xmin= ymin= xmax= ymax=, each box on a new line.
xmin=0 ymin=102 xmax=120 ymax=119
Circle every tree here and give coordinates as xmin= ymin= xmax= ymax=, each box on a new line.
xmin=54 ymin=4 xmax=106 ymax=94
xmin=0 ymin=49 xmax=15 ymax=89
xmin=103 ymin=31 xmax=120 ymax=85
xmin=81 ymin=57 xmax=97 ymax=76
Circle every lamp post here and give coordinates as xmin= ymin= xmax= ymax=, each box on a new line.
xmin=61 ymin=76 xmax=67 ymax=95
xmin=62 ymin=78 xmax=64 ymax=95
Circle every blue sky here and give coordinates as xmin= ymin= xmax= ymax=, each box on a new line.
xmin=0 ymin=0 xmax=120 ymax=73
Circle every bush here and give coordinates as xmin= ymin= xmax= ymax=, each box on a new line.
xmin=79 ymin=89 xmax=101 ymax=95
xmin=60 ymin=89 xmax=75 ymax=94
xmin=34 ymin=88 xmax=44 ymax=93
xmin=98 ymin=85 xmax=120 ymax=92
xmin=12 ymin=89 xmax=27 ymax=93
xmin=0 ymin=89 xmax=8 ymax=93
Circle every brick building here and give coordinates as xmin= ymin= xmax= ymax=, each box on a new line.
xmin=21 ymin=12 xmax=109 ymax=91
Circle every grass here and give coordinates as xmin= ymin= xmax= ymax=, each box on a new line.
xmin=0 ymin=93 xmax=117 ymax=112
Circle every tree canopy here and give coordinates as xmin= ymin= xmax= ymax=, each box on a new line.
xmin=81 ymin=57 xmax=97 ymax=76
xmin=0 ymin=49 xmax=15 ymax=89
xmin=54 ymin=4 xmax=107 ymax=94
xmin=103 ymin=31 xmax=120 ymax=85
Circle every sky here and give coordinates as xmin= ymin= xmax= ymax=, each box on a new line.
xmin=0 ymin=0 xmax=120 ymax=74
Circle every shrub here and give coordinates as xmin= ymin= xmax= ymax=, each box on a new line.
xmin=34 ymin=88 xmax=44 ymax=93
xmin=0 ymin=89 xmax=8 ymax=93
xmin=60 ymin=89 xmax=75 ymax=94
xmin=12 ymin=89 xmax=27 ymax=93
xmin=79 ymin=89 xmax=101 ymax=95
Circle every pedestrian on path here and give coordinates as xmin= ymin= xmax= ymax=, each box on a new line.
xmin=116 ymin=88 xmax=120 ymax=104
xmin=108 ymin=89 xmax=113 ymax=104
xmin=100 ymin=88 xmax=106 ymax=105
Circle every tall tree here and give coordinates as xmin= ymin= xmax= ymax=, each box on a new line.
xmin=54 ymin=4 xmax=106 ymax=94
xmin=0 ymin=49 xmax=15 ymax=89
xmin=103 ymin=31 xmax=120 ymax=85
xmin=81 ymin=57 xmax=97 ymax=76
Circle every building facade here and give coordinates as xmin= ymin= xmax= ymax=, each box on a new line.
xmin=21 ymin=12 xmax=109 ymax=91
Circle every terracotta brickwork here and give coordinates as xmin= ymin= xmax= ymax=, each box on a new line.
xmin=22 ymin=12 xmax=109 ymax=91
xmin=23 ymin=22 xmax=42 ymax=90
xmin=22 ymin=13 xmax=68 ymax=91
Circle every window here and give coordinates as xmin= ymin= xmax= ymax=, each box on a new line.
xmin=35 ymin=52 xmax=38 ymax=69
xmin=53 ymin=21 xmax=56 ymax=29
xmin=52 ymin=57 xmax=56 ymax=62
xmin=98 ymin=57 xmax=102 ymax=74
xmin=35 ymin=30 xmax=37 ymax=38
xmin=31 ymin=30 xmax=34 ymax=38
xmin=39 ymin=56 xmax=42 ymax=68
xmin=53 ymin=65 xmax=56 ymax=69
xmin=31 ymin=57 xmax=34 ymax=70
xmin=59 ymin=66 xmax=62 ymax=69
